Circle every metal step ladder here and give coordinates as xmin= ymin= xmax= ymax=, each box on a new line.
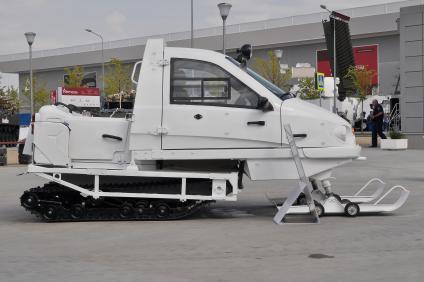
xmin=272 ymin=124 xmax=320 ymax=224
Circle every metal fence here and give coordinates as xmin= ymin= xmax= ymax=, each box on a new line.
xmin=0 ymin=0 xmax=422 ymax=62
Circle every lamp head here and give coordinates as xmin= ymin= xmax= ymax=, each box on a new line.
xmin=218 ymin=3 xmax=232 ymax=20
xmin=274 ymin=49 xmax=283 ymax=60
xmin=24 ymin=32 xmax=36 ymax=46
xmin=85 ymin=28 xmax=92 ymax=33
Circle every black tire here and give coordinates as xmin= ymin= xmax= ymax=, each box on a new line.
xmin=119 ymin=203 xmax=134 ymax=218
xmin=21 ymin=192 xmax=39 ymax=209
xmin=314 ymin=201 xmax=325 ymax=217
xmin=155 ymin=203 xmax=170 ymax=218
xmin=344 ymin=202 xmax=360 ymax=217
xmin=297 ymin=193 xmax=307 ymax=205
xmin=43 ymin=205 xmax=59 ymax=220
xmin=135 ymin=201 xmax=149 ymax=216
xmin=332 ymin=194 xmax=342 ymax=202
xmin=70 ymin=204 xmax=86 ymax=219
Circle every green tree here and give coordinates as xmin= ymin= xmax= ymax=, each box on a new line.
xmin=0 ymin=76 xmax=19 ymax=117
xmin=104 ymin=58 xmax=132 ymax=96
xmin=297 ymin=77 xmax=322 ymax=100
xmin=253 ymin=51 xmax=292 ymax=92
xmin=344 ymin=66 xmax=376 ymax=132
xmin=64 ymin=66 xmax=84 ymax=87
xmin=22 ymin=76 xmax=50 ymax=112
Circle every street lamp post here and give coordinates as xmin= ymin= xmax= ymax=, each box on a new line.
xmin=218 ymin=3 xmax=232 ymax=55
xmin=191 ymin=0 xmax=194 ymax=48
xmin=274 ymin=49 xmax=283 ymax=74
xmin=24 ymin=32 xmax=36 ymax=117
xmin=85 ymin=29 xmax=104 ymax=96
xmin=320 ymin=4 xmax=337 ymax=114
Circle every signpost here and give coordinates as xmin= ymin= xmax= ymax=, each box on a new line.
xmin=315 ymin=72 xmax=325 ymax=107
xmin=56 ymin=87 xmax=100 ymax=108
xmin=315 ymin=72 xmax=325 ymax=91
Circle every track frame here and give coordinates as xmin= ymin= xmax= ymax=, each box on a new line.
xmin=28 ymin=164 xmax=239 ymax=202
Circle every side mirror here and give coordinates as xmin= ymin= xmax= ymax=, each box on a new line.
xmin=257 ymin=96 xmax=274 ymax=112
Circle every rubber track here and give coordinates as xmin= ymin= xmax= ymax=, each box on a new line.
xmin=20 ymin=180 xmax=210 ymax=222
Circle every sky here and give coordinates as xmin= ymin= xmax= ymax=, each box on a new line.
xmin=0 ymin=0 xmax=405 ymax=55
xmin=0 ymin=0 xmax=406 ymax=88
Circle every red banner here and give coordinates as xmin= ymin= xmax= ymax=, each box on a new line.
xmin=316 ymin=44 xmax=378 ymax=85
xmin=61 ymin=87 xmax=100 ymax=96
xmin=50 ymin=90 xmax=57 ymax=104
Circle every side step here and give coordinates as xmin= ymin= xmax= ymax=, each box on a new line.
xmin=272 ymin=124 xmax=320 ymax=224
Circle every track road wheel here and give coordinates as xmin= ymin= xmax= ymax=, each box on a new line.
xmin=120 ymin=203 xmax=134 ymax=219
xmin=155 ymin=203 xmax=170 ymax=219
xmin=344 ymin=202 xmax=360 ymax=217
xmin=70 ymin=204 xmax=86 ymax=219
xmin=21 ymin=192 xmax=39 ymax=209
xmin=135 ymin=201 xmax=149 ymax=216
xmin=314 ymin=201 xmax=325 ymax=217
xmin=43 ymin=205 xmax=59 ymax=220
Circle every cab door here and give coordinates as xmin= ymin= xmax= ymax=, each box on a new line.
xmin=161 ymin=51 xmax=282 ymax=150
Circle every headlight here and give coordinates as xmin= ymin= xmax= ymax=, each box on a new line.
xmin=334 ymin=125 xmax=347 ymax=142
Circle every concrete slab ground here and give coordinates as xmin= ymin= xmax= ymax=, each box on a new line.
xmin=0 ymin=148 xmax=423 ymax=282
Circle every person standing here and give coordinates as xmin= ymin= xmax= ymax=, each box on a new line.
xmin=370 ymin=99 xmax=387 ymax=147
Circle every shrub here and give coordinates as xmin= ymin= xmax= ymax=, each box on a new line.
xmin=389 ymin=130 xmax=405 ymax=139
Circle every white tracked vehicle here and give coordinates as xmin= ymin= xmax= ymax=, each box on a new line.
xmin=20 ymin=39 xmax=408 ymax=223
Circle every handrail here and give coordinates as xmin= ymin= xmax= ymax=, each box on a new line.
xmin=353 ymin=178 xmax=386 ymax=197
xmin=131 ymin=61 xmax=142 ymax=85
xmin=389 ymin=103 xmax=401 ymax=131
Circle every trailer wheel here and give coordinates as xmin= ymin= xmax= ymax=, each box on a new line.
xmin=314 ymin=201 xmax=325 ymax=217
xmin=120 ymin=203 xmax=134 ymax=218
xmin=344 ymin=202 xmax=360 ymax=217
xmin=21 ymin=192 xmax=39 ymax=209
xmin=43 ymin=205 xmax=59 ymax=220
xmin=70 ymin=204 xmax=86 ymax=219
xmin=297 ymin=193 xmax=306 ymax=205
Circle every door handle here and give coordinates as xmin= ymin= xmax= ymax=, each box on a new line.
xmin=247 ymin=121 xmax=265 ymax=126
xmin=194 ymin=114 xmax=203 ymax=120
xmin=102 ymin=134 xmax=123 ymax=141
xmin=293 ymin=133 xmax=307 ymax=138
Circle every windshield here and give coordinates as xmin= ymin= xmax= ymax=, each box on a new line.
xmin=227 ymin=57 xmax=293 ymax=101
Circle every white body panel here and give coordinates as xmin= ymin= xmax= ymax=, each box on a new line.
xmin=29 ymin=38 xmax=360 ymax=181
xmin=33 ymin=106 xmax=131 ymax=168
xmin=33 ymin=122 xmax=69 ymax=166
xmin=129 ymin=39 xmax=164 ymax=151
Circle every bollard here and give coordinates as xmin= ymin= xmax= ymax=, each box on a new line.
xmin=0 ymin=145 xmax=7 ymax=166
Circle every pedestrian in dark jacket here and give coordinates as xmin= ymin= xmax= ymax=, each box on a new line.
xmin=370 ymin=99 xmax=387 ymax=147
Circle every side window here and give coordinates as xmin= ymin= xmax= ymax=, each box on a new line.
xmin=171 ymin=59 xmax=259 ymax=108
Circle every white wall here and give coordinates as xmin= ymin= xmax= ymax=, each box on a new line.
xmin=0 ymin=72 xmax=19 ymax=89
